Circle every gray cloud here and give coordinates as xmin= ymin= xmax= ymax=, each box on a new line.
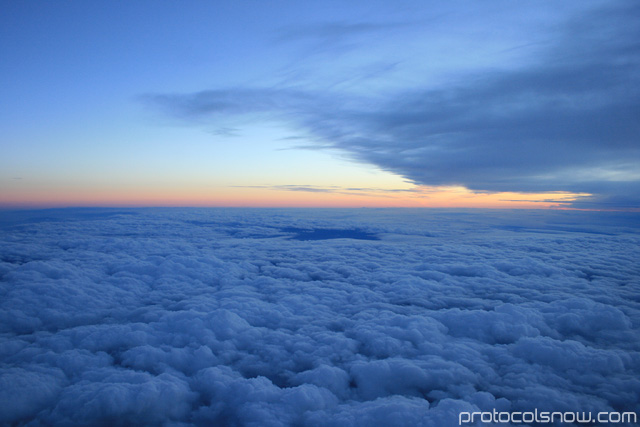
xmin=231 ymin=184 xmax=425 ymax=197
xmin=143 ymin=2 xmax=640 ymax=208
xmin=140 ymin=88 xmax=315 ymax=120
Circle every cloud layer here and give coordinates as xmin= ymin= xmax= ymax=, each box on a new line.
xmin=1 ymin=208 xmax=639 ymax=425
xmin=144 ymin=2 xmax=640 ymax=208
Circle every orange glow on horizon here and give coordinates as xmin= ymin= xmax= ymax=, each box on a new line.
xmin=0 ymin=184 xmax=590 ymax=209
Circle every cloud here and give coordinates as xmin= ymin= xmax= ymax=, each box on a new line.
xmin=1 ymin=208 xmax=639 ymax=424
xmin=273 ymin=185 xmax=340 ymax=193
xmin=230 ymin=184 xmax=424 ymax=198
xmin=273 ymin=21 xmax=411 ymax=67
xmin=142 ymin=2 xmax=640 ymax=209
xmin=140 ymin=88 xmax=314 ymax=121
xmin=230 ymin=184 xmax=340 ymax=194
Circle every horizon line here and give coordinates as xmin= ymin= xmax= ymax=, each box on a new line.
xmin=0 ymin=205 xmax=631 ymax=213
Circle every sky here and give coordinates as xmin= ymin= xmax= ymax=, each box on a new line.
xmin=1 ymin=0 xmax=638 ymax=209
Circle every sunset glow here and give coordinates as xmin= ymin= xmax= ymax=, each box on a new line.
xmin=1 ymin=182 xmax=589 ymax=209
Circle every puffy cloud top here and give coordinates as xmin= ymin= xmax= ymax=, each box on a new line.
xmin=1 ymin=208 xmax=639 ymax=425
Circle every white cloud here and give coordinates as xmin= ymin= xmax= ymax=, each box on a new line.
xmin=0 ymin=208 xmax=638 ymax=425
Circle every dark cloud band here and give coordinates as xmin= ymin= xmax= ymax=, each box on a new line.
xmin=142 ymin=2 xmax=640 ymax=209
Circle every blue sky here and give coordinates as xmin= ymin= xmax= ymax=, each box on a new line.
xmin=1 ymin=0 xmax=638 ymax=208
